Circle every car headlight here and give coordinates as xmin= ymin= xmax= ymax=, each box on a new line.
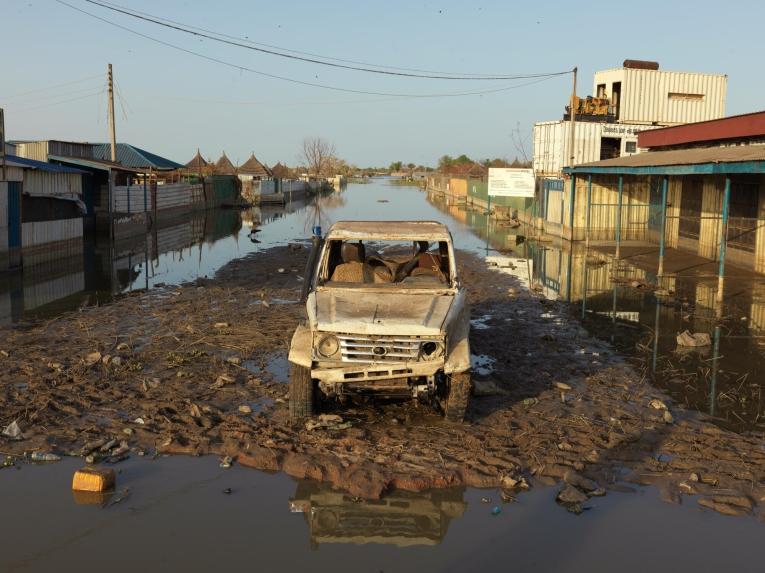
xmin=316 ymin=334 xmax=340 ymax=358
xmin=420 ymin=340 xmax=444 ymax=360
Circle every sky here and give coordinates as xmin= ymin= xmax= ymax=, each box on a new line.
xmin=3 ymin=0 xmax=764 ymax=168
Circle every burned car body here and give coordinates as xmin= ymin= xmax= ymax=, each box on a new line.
xmin=288 ymin=221 xmax=471 ymax=421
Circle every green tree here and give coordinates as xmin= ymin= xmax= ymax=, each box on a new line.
xmin=389 ymin=161 xmax=403 ymax=172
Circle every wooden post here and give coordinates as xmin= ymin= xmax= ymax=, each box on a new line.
xmin=716 ymin=176 xmax=731 ymax=305
xmin=615 ymin=175 xmax=624 ymax=259
xmin=657 ymin=176 xmax=669 ymax=276
xmin=568 ymin=67 xmax=578 ymax=168
xmin=651 ymin=302 xmax=660 ymax=373
xmin=107 ymin=64 xmax=117 ymax=163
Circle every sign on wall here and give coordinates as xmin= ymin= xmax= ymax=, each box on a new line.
xmin=488 ymin=168 xmax=535 ymax=198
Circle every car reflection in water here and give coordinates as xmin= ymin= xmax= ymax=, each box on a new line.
xmin=289 ymin=481 xmax=467 ymax=548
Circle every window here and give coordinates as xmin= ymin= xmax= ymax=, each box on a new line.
xmin=668 ymin=92 xmax=704 ymax=101
xmin=625 ymin=141 xmax=637 ymax=154
xmin=727 ymin=176 xmax=759 ymax=252
xmin=596 ymin=83 xmax=606 ymax=98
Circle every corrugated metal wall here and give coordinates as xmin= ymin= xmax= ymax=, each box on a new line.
xmin=0 ymin=183 xmax=8 ymax=256
xmin=22 ymin=219 xmax=83 ymax=248
xmin=449 ymin=178 xmax=467 ymax=197
xmin=533 ymin=121 xmax=602 ymax=176
xmin=24 ymin=171 xmax=82 ymax=196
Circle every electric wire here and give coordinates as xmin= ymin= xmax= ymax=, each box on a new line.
xmin=90 ymin=0 xmax=508 ymax=77
xmin=81 ymin=0 xmax=570 ymax=81
xmin=54 ymin=0 xmax=568 ymax=99
xmin=13 ymin=89 xmax=106 ymax=113
xmin=0 ymin=74 xmax=103 ymax=99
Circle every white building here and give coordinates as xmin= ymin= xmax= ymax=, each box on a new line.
xmin=533 ymin=60 xmax=728 ymax=177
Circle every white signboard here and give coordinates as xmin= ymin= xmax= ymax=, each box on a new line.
xmin=488 ymin=168 xmax=535 ymax=198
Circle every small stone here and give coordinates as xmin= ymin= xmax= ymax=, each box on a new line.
xmin=111 ymin=356 xmax=122 ymax=367
xmin=238 ymin=404 xmax=253 ymax=414
xmin=557 ymin=484 xmax=588 ymax=504
xmin=84 ymin=351 xmax=102 ymax=366
xmin=663 ymin=410 xmax=674 ymax=424
xmin=564 ymin=470 xmax=598 ymax=492
xmin=226 ymin=356 xmax=242 ymax=366
xmin=133 ymin=417 xmax=145 ymax=425
xmin=649 ymin=399 xmax=668 ymax=410
xmin=116 ymin=342 xmax=130 ymax=352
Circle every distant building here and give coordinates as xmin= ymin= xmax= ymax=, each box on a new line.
xmin=214 ymin=152 xmax=237 ymax=175
xmin=237 ymin=153 xmax=272 ymax=179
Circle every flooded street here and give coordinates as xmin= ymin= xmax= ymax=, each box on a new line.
xmin=2 ymin=456 xmax=762 ymax=573
xmin=2 ymin=180 xmax=764 ymax=572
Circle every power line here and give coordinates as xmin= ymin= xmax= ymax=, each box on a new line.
xmin=80 ymin=0 xmax=570 ymax=81
xmin=54 ymin=0 xmax=568 ymax=99
xmin=0 ymin=83 xmax=105 ymax=105
xmin=13 ymin=89 xmax=105 ymax=113
xmin=0 ymin=74 xmax=102 ymax=99
xmin=91 ymin=0 xmax=510 ymax=77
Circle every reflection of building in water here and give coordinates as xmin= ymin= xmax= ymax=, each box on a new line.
xmin=289 ymin=481 xmax=466 ymax=548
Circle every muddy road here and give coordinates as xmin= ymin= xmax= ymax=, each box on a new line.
xmin=2 ymin=240 xmax=763 ymax=520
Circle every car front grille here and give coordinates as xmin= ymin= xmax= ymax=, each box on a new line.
xmin=337 ymin=334 xmax=421 ymax=363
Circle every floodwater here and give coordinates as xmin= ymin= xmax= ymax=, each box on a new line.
xmin=2 ymin=179 xmax=764 ymax=571
xmin=1 ymin=456 xmax=762 ymax=573
xmin=3 ymin=178 xmax=764 ymax=431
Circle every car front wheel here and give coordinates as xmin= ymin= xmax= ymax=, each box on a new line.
xmin=443 ymin=371 xmax=471 ymax=422
xmin=289 ymin=363 xmax=314 ymax=421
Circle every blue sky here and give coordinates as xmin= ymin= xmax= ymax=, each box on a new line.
xmin=3 ymin=0 xmax=763 ymax=167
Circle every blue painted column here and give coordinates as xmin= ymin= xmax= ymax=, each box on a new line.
xmin=568 ymin=174 xmax=577 ymax=241
xmin=716 ymin=177 xmax=731 ymax=305
xmin=615 ymin=175 xmax=623 ymax=259
xmin=657 ymin=176 xmax=669 ymax=276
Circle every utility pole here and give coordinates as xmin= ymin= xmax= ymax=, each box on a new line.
xmin=568 ymin=66 xmax=578 ymax=167
xmin=107 ymin=63 xmax=117 ymax=162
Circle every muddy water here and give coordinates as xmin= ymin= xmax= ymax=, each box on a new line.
xmin=4 ymin=178 xmax=764 ymax=430
xmin=1 ymin=456 xmax=762 ymax=573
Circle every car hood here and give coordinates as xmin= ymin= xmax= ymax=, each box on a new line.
xmin=313 ymin=289 xmax=453 ymax=336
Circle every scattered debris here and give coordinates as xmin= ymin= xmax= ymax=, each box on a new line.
xmin=305 ymin=414 xmax=352 ymax=432
xmin=676 ymin=330 xmax=711 ymax=347
xmin=72 ymin=467 xmax=116 ymax=492
xmin=30 ymin=452 xmax=61 ymax=462
xmin=2 ymin=420 xmax=23 ymax=440
xmin=219 ymin=456 xmax=233 ymax=469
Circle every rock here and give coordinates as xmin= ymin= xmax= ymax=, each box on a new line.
xmin=676 ymin=330 xmax=711 ymax=347
xmin=522 ymin=397 xmax=538 ymax=407
xmin=84 ymin=351 xmax=102 ymax=366
xmin=557 ymin=484 xmax=588 ymax=504
xmin=557 ymin=441 xmax=574 ymax=452
xmin=111 ymin=356 xmax=122 ymax=367
xmin=649 ymin=399 xmax=668 ymax=410
xmin=133 ymin=417 xmax=145 ymax=425
xmin=116 ymin=342 xmax=130 ymax=352
xmin=226 ymin=356 xmax=242 ymax=366
xmin=238 ymin=404 xmax=253 ymax=414
xmin=2 ymin=420 xmax=24 ymax=440
xmin=663 ymin=410 xmax=674 ymax=424
xmin=564 ymin=470 xmax=598 ymax=492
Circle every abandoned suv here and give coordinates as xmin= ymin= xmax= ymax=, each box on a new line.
xmin=288 ymin=221 xmax=471 ymax=422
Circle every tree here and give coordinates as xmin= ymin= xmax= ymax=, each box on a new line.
xmin=389 ymin=161 xmax=403 ymax=172
xmin=438 ymin=155 xmax=454 ymax=171
xmin=301 ymin=136 xmax=337 ymax=177
xmin=407 ymin=162 xmax=416 ymax=170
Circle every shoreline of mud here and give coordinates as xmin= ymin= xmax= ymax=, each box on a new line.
xmin=1 ymin=245 xmax=763 ymax=520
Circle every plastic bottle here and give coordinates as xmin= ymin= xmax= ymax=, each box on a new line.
xmin=31 ymin=452 xmax=61 ymax=462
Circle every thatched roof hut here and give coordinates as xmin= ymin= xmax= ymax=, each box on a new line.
xmin=271 ymin=162 xmax=290 ymax=179
xmin=214 ymin=152 xmax=237 ymax=175
xmin=238 ymin=153 xmax=272 ymax=178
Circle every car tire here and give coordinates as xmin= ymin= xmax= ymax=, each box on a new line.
xmin=444 ymin=371 xmax=471 ymax=423
xmin=289 ymin=363 xmax=314 ymax=421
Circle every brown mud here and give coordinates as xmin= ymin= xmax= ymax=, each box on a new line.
xmin=1 ymin=245 xmax=763 ymax=519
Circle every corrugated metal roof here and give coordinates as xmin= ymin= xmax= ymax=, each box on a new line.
xmin=91 ymin=143 xmax=183 ymax=170
xmin=568 ymin=144 xmax=765 ymax=175
xmin=4 ymin=154 xmax=86 ymax=174
xmin=49 ymin=154 xmax=144 ymax=173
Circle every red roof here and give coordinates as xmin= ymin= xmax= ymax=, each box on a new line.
xmin=638 ymin=111 xmax=765 ymax=148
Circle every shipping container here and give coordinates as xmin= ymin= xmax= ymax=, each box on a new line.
xmin=533 ymin=120 xmax=662 ymax=177
xmin=593 ymin=68 xmax=727 ymax=126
